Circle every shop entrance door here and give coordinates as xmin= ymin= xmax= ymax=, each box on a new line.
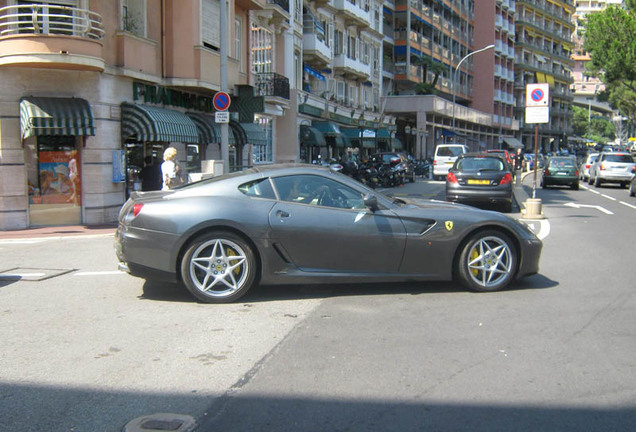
xmin=26 ymin=136 xmax=81 ymax=226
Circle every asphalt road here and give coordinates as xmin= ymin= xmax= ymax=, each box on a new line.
xmin=1 ymin=176 xmax=635 ymax=431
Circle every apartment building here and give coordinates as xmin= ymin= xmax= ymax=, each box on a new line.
xmin=514 ymin=0 xmax=575 ymax=151
xmin=380 ymin=0 xmax=523 ymax=158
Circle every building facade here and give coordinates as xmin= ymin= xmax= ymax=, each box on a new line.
xmin=514 ymin=0 xmax=575 ymax=152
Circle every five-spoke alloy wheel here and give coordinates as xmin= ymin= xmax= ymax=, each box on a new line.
xmin=457 ymin=230 xmax=517 ymax=292
xmin=181 ymin=231 xmax=257 ymax=303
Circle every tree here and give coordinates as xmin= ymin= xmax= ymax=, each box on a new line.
xmin=571 ymin=106 xmax=615 ymax=143
xmin=412 ymin=54 xmax=446 ymax=95
xmin=583 ymin=5 xmax=636 ymax=124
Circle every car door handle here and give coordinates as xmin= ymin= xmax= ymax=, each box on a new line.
xmin=276 ymin=210 xmax=290 ymax=218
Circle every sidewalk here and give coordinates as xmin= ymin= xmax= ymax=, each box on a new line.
xmin=0 ymin=223 xmax=117 ymax=240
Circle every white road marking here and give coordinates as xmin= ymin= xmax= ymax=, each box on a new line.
xmin=620 ymin=201 xmax=636 ymax=210
xmin=73 ymin=271 xmax=126 ymax=276
xmin=564 ymin=202 xmax=614 ymax=215
xmin=519 ymin=218 xmax=551 ymax=240
xmin=601 ymin=194 xmax=617 ymax=201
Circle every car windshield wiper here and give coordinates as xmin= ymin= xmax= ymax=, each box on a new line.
xmin=477 ymin=168 xmax=500 ymax=173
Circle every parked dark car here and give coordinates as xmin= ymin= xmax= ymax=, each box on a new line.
xmin=486 ymin=149 xmax=513 ymax=166
xmin=445 ymin=153 xmax=514 ymax=213
xmin=372 ymin=152 xmax=416 ymax=183
xmin=541 ymin=156 xmax=579 ymax=190
xmin=115 ymin=164 xmax=542 ymax=303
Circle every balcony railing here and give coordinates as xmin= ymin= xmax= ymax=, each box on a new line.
xmin=0 ymin=4 xmax=104 ymax=39
xmin=255 ymin=72 xmax=290 ymax=100
xmin=266 ymin=0 xmax=290 ymax=13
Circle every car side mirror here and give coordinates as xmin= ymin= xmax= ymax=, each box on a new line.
xmin=363 ymin=194 xmax=379 ymax=212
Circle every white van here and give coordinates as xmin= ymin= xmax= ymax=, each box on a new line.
xmin=433 ymin=144 xmax=469 ymax=179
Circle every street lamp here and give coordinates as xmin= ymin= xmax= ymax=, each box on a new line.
xmin=451 ymin=44 xmax=495 ymax=135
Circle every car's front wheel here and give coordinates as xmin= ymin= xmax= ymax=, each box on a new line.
xmin=629 ymin=181 xmax=636 ymax=197
xmin=457 ymin=230 xmax=517 ymax=292
xmin=181 ymin=231 xmax=257 ymax=303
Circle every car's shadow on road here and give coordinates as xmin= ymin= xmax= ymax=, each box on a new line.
xmin=138 ymin=272 xmax=559 ymax=304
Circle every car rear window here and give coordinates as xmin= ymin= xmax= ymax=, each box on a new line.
xmin=238 ymin=178 xmax=276 ymax=199
xmin=549 ymin=159 xmax=575 ymax=168
xmin=437 ymin=147 xmax=465 ymax=157
xmin=604 ymin=154 xmax=634 ymax=163
xmin=457 ymin=157 xmax=505 ymax=171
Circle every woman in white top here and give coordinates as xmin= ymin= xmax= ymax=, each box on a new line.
xmin=161 ymin=147 xmax=178 ymax=190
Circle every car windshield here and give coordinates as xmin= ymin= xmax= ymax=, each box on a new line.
xmin=549 ymin=159 xmax=575 ymax=168
xmin=605 ymin=154 xmax=634 ymax=163
xmin=457 ymin=157 xmax=505 ymax=171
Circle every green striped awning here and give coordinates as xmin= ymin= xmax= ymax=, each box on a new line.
xmin=20 ymin=97 xmax=95 ymax=140
xmin=228 ymin=121 xmax=268 ymax=146
xmin=299 ymin=125 xmax=326 ymax=147
xmin=121 ymin=102 xmax=199 ymax=143
xmin=186 ymin=112 xmax=220 ymax=143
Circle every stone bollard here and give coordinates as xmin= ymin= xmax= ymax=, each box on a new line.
xmin=524 ymin=198 xmax=544 ymax=219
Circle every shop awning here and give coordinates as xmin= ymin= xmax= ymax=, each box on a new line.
xmin=503 ymin=137 xmax=524 ymax=149
xmin=20 ymin=97 xmax=95 ymax=140
xmin=312 ymin=121 xmax=342 ymax=136
xmin=121 ymin=102 xmax=199 ymax=143
xmin=186 ymin=112 xmax=220 ymax=143
xmin=300 ymin=124 xmax=326 ymax=147
xmin=228 ymin=121 xmax=268 ymax=146
xmin=391 ymin=138 xmax=403 ymax=150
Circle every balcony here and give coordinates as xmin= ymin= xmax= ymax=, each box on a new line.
xmin=303 ymin=33 xmax=331 ymax=68
xmin=0 ymin=4 xmax=104 ymax=71
xmin=264 ymin=0 xmax=290 ymax=27
xmin=333 ymin=53 xmax=371 ymax=79
xmin=255 ymin=72 xmax=290 ymax=107
xmin=333 ymin=0 xmax=370 ymax=29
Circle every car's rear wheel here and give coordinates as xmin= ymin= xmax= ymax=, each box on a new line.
xmin=594 ymin=176 xmax=602 ymax=187
xmin=457 ymin=230 xmax=517 ymax=292
xmin=181 ymin=231 xmax=257 ymax=303
xmin=630 ymin=181 xmax=636 ymax=197
xmin=571 ymin=182 xmax=579 ymax=190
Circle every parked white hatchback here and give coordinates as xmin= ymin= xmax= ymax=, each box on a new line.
xmin=433 ymin=144 xmax=469 ymax=180
xmin=589 ymin=152 xmax=636 ymax=188
xmin=579 ymin=152 xmax=599 ymax=182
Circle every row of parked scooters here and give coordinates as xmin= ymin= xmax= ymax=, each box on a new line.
xmin=313 ymin=155 xmax=431 ymax=189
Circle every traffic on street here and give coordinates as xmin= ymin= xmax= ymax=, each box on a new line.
xmin=1 ymin=164 xmax=635 ymax=431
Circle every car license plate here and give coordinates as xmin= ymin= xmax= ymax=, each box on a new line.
xmin=445 ymin=162 xmax=453 ymax=165
xmin=467 ymin=179 xmax=490 ymax=185
xmin=556 ymin=172 xmax=567 ymax=175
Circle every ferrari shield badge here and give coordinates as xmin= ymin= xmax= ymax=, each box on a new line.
xmin=445 ymin=221 xmax=454 ymax=231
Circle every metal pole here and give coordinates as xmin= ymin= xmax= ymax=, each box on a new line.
xmin=220 ymin=0 xmax=229 ymax=173
xmin=532 ymin=124 xmax=538 ymax=199
xmin=452 ymin=44 xmax=494 ymax=135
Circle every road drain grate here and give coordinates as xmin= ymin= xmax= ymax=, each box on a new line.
xmin=0 ymin=268 xmax=75 ymax=281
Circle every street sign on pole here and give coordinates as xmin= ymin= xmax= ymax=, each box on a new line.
xmin=525 ymin=106 xmax=550 ymax=124
xmin=213 ymin=91 xmax=231 ymax=111
xmin=215 ymin=111 xmax=229 ymax=124
xmin=526 ymin=83 xmax=549 ymax=107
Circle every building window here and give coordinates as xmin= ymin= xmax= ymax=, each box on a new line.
xmin=234 ymin=17 xmax=242 ymax=63
xmin=253 ymin=116 xmax=273 ymax=164
xmin=251 ymin=24 xmax=273 ymax=74
xmin=202 ymin=0 xmax=221 ymax=51
xmin=121 ymin=0 xmax=146 ymax=37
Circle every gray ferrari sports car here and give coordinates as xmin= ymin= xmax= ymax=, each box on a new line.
xmin=115 ymin=164 xmax=542 ymax=303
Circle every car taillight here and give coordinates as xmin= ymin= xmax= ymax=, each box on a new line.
xmin=544 ymin=168 xmax=550 ymax=175
xmin=600 ymin=164 xmax=606 ymax=171
xmin=133 ymin=203 xmax=144 ymax=217
xmin=585 ymin=164 xmax=591 ymax=169
xmin=447 ymin=172 xmax=458 ymax=183
xmin=433 ymin=160 xmax=437 ymax=165
xmin=632 ymin=166 xmax=636 ymax=174
xmin=575 ymin=170 xmax=579 ymax=177
xmin=500 ymin=173 xmax=512 ymax=185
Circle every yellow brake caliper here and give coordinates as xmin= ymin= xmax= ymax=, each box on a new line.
xmin=470 ymin=247 xmax=480 ymax=277
xmin=226 ymin=246 xmax=241 ymax=276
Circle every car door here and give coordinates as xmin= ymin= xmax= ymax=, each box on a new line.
xmin=268 ymin=174 xmax=406 ymax=273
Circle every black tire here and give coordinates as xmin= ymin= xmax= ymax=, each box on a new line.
xmin=620 ymin=182 xmax=627 ymax=189
xmin=594 ymin=176 xmax=601 ymax=187
xmin=588 ymin=175 xmax=593 ymax=185
xmin=571 ymin=182 xmax=579 ymax=190
xmin=181 ymin=231 xmax=257 ymax=303
xmin=457 ymin=230 xmax=518 ymax=292
xmin=542 ymin=181 xmax=548 ymax=189
xmin=629 ymin=182 xmax=636 ymax=197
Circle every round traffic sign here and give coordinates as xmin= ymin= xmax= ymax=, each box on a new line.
xmin=213 ymin=91 xmax=231 ymax=111
xmin=531 ymin=89 xmax=544 ymax=102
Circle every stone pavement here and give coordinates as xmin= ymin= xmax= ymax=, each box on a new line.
xmin=0 ymin=223 xmax=117 ymax=240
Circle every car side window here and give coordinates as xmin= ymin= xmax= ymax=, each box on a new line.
xmin=273 ymin=175 xmax=365 ymax=209
xmin=238 ymin=178 xmax=276 ymax=199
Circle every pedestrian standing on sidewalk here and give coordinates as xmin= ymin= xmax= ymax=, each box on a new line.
xmin=514 ymin=148 xmax=524 ymax=185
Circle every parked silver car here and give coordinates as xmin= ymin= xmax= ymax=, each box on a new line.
xmin=589 ymin=152 xmax=636 ymax=188
xmin=114 ymin=164 xmax=542 ymax=303
xmin=579 ymin=152 xmax=599 ymax=182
